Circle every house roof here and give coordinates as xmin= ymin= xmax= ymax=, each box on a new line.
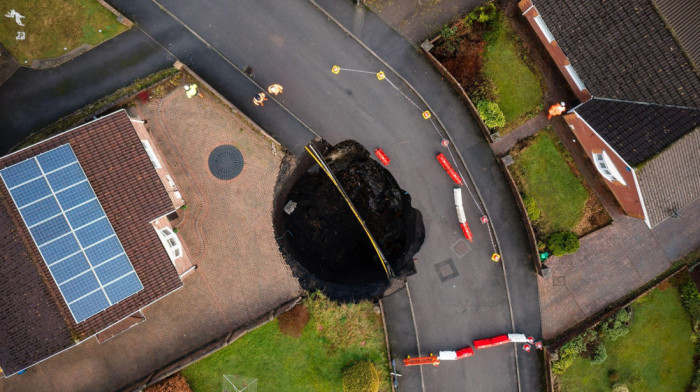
xmin=0 ymin=110 xmax=182 ymax=376
xmin=576 ymin=98 xmax=700 ymax=167
xmin=654 ymin=0 xmax=700 ymax=67
xmin=638 ymin=127 xmax=700 ymax=226
xmin=535 ymin=0 xmax=700 ymax=108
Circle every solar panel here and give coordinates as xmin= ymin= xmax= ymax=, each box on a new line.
xmin=0 ymin=144 xmax=143 ymax=323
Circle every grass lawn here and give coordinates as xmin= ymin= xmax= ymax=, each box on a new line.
xmin=181 ymin=293 xmax=390 ymax=392
xmin=0 ymin=0 xmax=127 ymax=63
xmin=512 ymin=130 xmax=588 ymax=234
xmin=482 ymin=15 xmax=542 ymax=127
xmin=559 ymin=287 xmax=695 ymax=392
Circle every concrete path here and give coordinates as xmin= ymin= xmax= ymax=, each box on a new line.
xmin=491 ymin=112 xmax=548 ymax=156
xmin=0 ymin=28 xmax=175 ymax=154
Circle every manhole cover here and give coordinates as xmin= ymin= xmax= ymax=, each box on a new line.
xmin=208 ymin=145 xmax=244 ymax=180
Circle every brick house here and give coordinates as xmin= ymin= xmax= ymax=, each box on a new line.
xmin=519 ymin=0 xmax=700 ymax=227
xmin=0 ymin=110 xmax=192 ymax=377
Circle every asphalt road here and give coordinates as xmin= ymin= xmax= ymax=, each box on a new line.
xmin=0 ymin=28 xmax=175 ymax=154
xmin=2 ymin=0 xmax=543 ymax=390
xmin=102 ymin=1 xmax=543 ymax=390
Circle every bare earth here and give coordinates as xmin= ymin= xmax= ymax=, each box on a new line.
xmin=0 ymin=81 xmax=301 ymax=392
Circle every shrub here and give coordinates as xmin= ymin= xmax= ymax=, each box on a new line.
xmin=599 ymin=309 xmax=631 ymax=341
xmin=173 ymin=227 xmax=179 ymax=234
xmin=589 ymin=342 xmax=607 ymax=365
xmin=521 ymin=193 xmax=541 ymax=221
xmin=469 ymin=76 xmax=499 ymax=102
xmin=552 ymin=334 xmax=585 ymax=374
xmin=465 ymin=2 xmax=497 ymax=25
xmin=476 ymin=100 xmax=506 ymax=128
xmin=681 ymin=278 xmax=700 ymax=332
xmin=547 ymin=231 xmax=579 ymax=256
xmin=440 ymin=24 xmax=458 ymax=39
xmin=342 ymin=361 xmax=379 ymax=392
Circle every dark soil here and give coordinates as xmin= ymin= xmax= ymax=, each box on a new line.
xmin=278 ymin=303 xmax=310 ymax=338
xmin=433 ymin=21 xmax=488 ymax=90
xmin=145 ymin=373 xmax=192 ymax=392
xmin=273 ymin=140 xmax=423 ymax=302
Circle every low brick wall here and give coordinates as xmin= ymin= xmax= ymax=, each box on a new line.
xmin=117 ymin=296 xmax=302 ymax=392
xmin=420 ymin=45 xmax=493 ymax=143
xmin=498 ymin=158 xmax=543 ymax=276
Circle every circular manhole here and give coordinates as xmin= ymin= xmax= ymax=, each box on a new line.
xmin=208 ymin=145 xmax=244 ymax=180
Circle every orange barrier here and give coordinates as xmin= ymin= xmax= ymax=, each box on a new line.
xmin=436 ymin=153 xmax=462 ymax=185
xmin=374 ymin=148 xmax=390 ymax=165
xmin=456 ymin=347 xmax=474 ymax=359
xmin=403 ymin=356 xmax=440 ymax=367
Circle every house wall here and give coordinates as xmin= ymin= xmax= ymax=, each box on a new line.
xmin=130 ymin=119 xmax=185 ymax=209
xmin=564 ymin=112 xmax=645 ymax=219
xmin=519 ymin=0 xmax=592 ymax=103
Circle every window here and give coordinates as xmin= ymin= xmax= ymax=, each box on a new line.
xmin=534 ymin=15 xmax=555 ymax=43
xmin=157 ymin=227 xmax=182 ymax=261
xmin=592 ymin=151 xmax=627 ymax=186
xmin=141 ymin=140 xmax=161 ymax=169
xmin=565 ymin=64 xmax=586 ymax=91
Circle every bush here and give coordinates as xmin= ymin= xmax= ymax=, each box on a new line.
xmin=469 ymin=76 xmax=499 ymax=102
xmin=521 ymin=193 xmax=541 ymax=221
xmin=465 ymin=2 xmax=497 ymax=25
xmin=590 ymin=342 xmax=607 ymax=365
xmin=547 ymin=231 xmax=580 ymax=256
xmin=342 ymin=361 xmax=379 ymax=392
xmin=681 ymin=278 xmax=700 ymax=332
xmin=440 ymin=24 xmax=458 ymax=39
xmin=552 ymin=334 xmax=585 ymax=374
xmin=599 ymin=309 xmax=631 ymax=341
xmin=476 ymin=100 xmax=506 ymax=128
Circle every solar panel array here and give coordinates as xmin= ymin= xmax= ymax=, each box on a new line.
xmin=0 ymin=144 xmax=143 ymax=323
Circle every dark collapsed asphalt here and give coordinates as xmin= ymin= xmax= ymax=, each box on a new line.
xmin=1 ymin=0 xmax=543 ymax=390
xmin=0 ymin=29 xmax=175 ymax=154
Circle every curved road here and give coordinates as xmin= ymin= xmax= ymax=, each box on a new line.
xmin=4 ymin=0 xmax=543 ymax=390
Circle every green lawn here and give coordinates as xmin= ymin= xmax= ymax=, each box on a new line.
xmin=512 ymin=131 xmax=588 ymax=234
xmin=0 ymin=0 xmax=127 ymax=63
xmin=559 ymin=287 xmax=695 ymax=392
xmin=482 ymin=15 xmax=542 ymax=127
xmin=181 ymin=294 xmax=390 ymax=392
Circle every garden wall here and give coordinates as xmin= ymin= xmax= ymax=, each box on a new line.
xmin=421 ymin=43 xmax=494 ymax=143
xmin=117 ymin=296 xmax=302 ymax=392
xmin=498 ymin=158 xmax=543 ymax=275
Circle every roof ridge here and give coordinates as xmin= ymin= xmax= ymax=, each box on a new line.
xmin=587 ymin=96 xmax=700 ymax=112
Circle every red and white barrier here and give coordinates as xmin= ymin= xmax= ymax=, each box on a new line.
xmin=438 ymin=351 xmax=458 ymax=361
xmin=453 ymin=188 xmax=473 ymax=242
xmin=436 ymin=153 xmax=462 ymax=185
xmin=374 ymin=148 xmax=390 ymax=165
xmin=456 ymin=347 xmax=474 ymax=359
xmin=403 ymin=333 xmax=536 ymax=367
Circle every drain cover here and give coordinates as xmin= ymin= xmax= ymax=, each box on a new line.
xmin=208 ymin=145 xmax=244 ymax=180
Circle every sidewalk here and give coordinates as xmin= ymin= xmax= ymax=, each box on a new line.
xmin=491 ymin=112 xmax=547 ymax=156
